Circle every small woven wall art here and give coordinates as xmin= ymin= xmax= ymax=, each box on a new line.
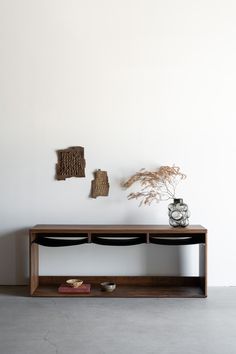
xmin=91 ymin=169 xmax=110 ymax=198
xmin=56 ymin=146 xmax=86 ymax=180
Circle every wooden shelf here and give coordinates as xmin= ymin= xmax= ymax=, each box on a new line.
xmin=32 ymin=276 xmax=205 ymax=298
xmin=33 ymin=284 xmax=205 ymax=298
xmin=29 ymin=225 xmax=207 ymax=298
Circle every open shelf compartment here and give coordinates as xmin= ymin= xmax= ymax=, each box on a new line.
xmin=32 ymin=276 xmax=205 ymax=298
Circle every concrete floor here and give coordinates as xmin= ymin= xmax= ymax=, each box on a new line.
xmin=0 ymin=287 xmax=236 ymax=354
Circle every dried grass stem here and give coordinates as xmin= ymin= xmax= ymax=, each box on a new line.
xmin=122 ymin=166 xmax=186 ymax=206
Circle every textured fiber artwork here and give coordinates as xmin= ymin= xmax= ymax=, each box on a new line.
xmin=91 ymin=169 xmax=109 ymax=198
xmin=56 ymin=146 xmax=86 ymax=180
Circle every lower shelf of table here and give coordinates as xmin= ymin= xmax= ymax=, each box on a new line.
xmin=31 ymin=276 xmax=206 ymax=298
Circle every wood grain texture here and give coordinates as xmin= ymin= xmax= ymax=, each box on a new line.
xmin=29 ymin=231 xmax=39 ymax=295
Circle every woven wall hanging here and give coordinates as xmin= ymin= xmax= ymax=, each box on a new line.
xmin=56 ymin=146 xmax=86 ymax=180
xmin=91 ymin=169 xmax=109 ymax=198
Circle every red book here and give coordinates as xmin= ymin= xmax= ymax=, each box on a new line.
xmin=58 ymin=284 xmax=91 ymax=293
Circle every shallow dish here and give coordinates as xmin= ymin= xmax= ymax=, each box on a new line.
xmin=66 ymin=279 xmax=83 ymax=288
xmin=100 ymin=282 xmax=116 ymax=292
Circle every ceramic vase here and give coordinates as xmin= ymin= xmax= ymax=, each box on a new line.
xmin=168 ymin=198 xmax=190 ymax=227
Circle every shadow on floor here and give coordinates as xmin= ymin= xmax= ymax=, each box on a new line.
xmin=0 ymin=228 xmax=29 ymax=284
xmin=0 ymin=286 xmax=28 ymax=297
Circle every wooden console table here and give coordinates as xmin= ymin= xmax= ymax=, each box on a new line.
xmin=29 ymin=225 xmax=207 ymax=298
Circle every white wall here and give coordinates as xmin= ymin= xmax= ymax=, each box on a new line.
xmin=0 ymin=0 xmax=235 ymax=285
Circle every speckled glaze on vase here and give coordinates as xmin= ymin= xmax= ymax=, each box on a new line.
xmin=168 ymin=198 xmax=190 ymax=227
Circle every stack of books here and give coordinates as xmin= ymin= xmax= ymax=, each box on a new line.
xmin=58 ymin=284 xmax=91 ymax=294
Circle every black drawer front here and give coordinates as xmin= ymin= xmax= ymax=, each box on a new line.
xmin=91 ymin=235 xmax=146 ymax=246
xmin=33 ymin=234 xmax=88 ymax=247
xmin=149 ymin=234 xmax=205 ymax=245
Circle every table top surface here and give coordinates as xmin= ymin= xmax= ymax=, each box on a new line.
xmin=30 ymin=224 xmax=207 ymax=234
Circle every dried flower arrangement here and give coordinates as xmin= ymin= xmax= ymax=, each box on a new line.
xmin=122 ymin=165 xmax=186 ymax=206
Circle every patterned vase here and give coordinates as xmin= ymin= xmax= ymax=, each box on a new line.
xmin=168 ymin=198 xmax=190 ymax=227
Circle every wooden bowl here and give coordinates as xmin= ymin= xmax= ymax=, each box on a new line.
xmin=66 ymin=279 xmax=83 ymax=288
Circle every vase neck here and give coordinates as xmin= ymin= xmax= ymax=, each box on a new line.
xmin=173 ymin=198 xmax=183 ymax=204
